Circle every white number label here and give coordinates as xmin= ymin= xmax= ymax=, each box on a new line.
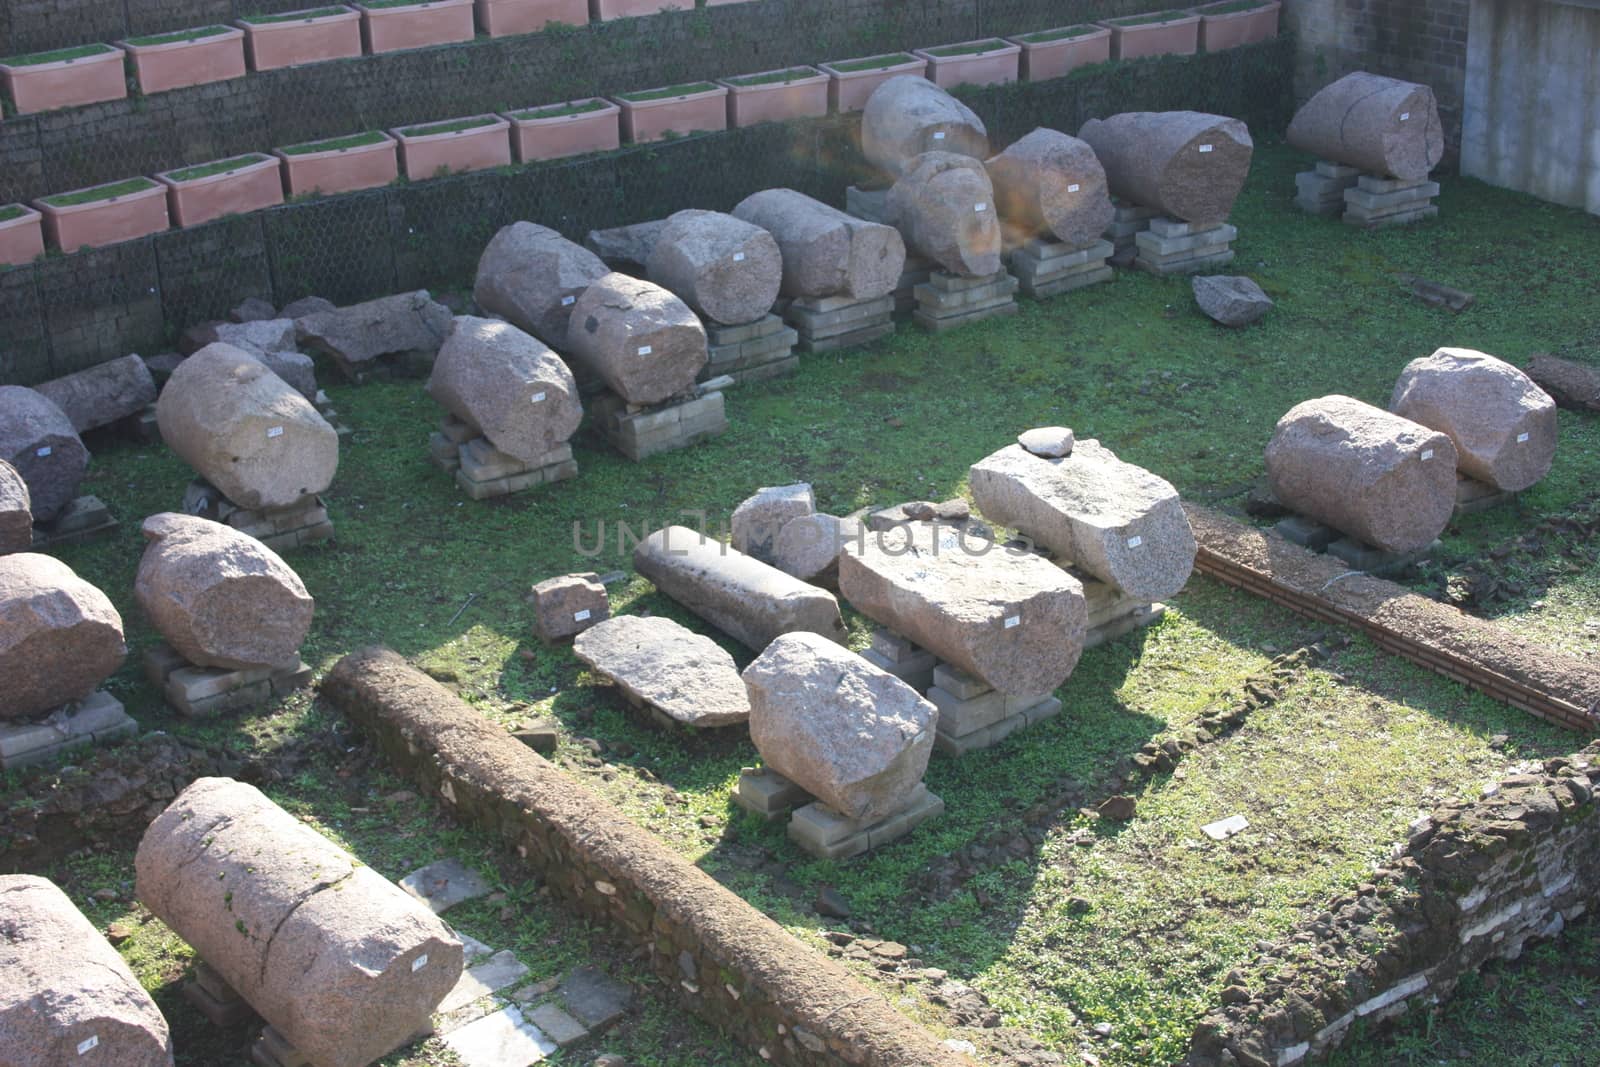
xmin=1068 ymin=183 xmax=1080 ymax=193
xmin=1516 ymin=432 xmax=1529 ymax=443
xmin=1127 ymin=535 xmax=1143 ymax=549
xmin=732 ymin=252 xmax=745 ymax=262
xmin=1400 ymin=112 xmax=1410 ymax=121
xmin=1421 ymin=449 xmax=1434 ymax=461
xmin=412 ymin=954 xmax=429 ymax=972
xmin=35 ymin=446 xmax=50 ymax=457
xmin=975 ymin=203 xmax=987 ymax=212
xmin=1003 ymin=615 xmax=1020 ymax=629
xmin=267 ymin=426 xmax=284 ymax=438
xmin=1199 ymin=144 xmax=1213 ymax=153
xmin=531 ymin=391 xmax=546 ymax=403
xmin=637 ymin=345 xmax=653 ymax=356
xmin=561 ymin=295 xmax=576 ymax=306
xmin=574 ymin=609 xmax=591 ymax=622
xmin=933 ymin=131 xmax=946 ymax=140
xmin=77 ymin=1036 xmax=99 ymax=1055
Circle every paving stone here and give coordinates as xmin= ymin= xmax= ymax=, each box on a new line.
xmin=399 ymin=858 xmax=493 ymax=914
xmin=442 ymin=1006 xmax=556 ymax=1067
xmin=559 ymin=967 xmax=633 ymax=1031
xmin=438 ymin=949 xmax=532 ymax=1014
xmin=1203 ymin=814 xmax=1249 ymax=840
xmin=528 ymin=1003 xmax=588 ymax=1047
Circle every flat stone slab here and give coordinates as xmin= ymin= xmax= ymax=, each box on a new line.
xmin=559 ymin=967 xmax=633 ymax=1031
xmin=438 ymin=949 xmax=532 ymax=1014
xmin=527 ymin=1003 xmax=588 ymax=1048
xmin=399 ymin=858 xmax=494 ymax=914
xmin=442 ymin=1006 xmax=556 ymax=1067
xmin=1202 ymin=814 xmax=1249 ymax=841
xmin=0 ymin=691 xmax=136 ymax=770
xmin=572 ymin=615 xmax=750 ymax=728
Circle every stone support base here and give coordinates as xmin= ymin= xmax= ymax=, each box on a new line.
xmin=429 ymin=416 xmax=579 ymax=500
xmin=927 ymin=661 xmax=1061 ymax=756
xmin=1010 ymin=237 xmax=1115 ymax=298
xmin=590 ymin=386 xmax=728 ymax=462
xmin=734 ymin=769 xmax=944 ymax=858
xmin=1275 ymin=514 xmax=1441 ymax=575
xmin=1104 ymin=200 xmax=1157 ymax=267
xmin=31 ymin=494 xmax=117 ymax=547
xmin=781 ymin=293 xmax=895 ymax=353
xmin=1343 ymin=174 xmax=1440 ymax=229
xmin=912 ymin=268 xmax=1019 ymax=333
xmin=182 ymin=480 xmax=333 ymax=550
xmin=144 ymin=641 xmax=312 ymax=719
xmin=860 ymin=628 xmax=937 ymax=693
xmin=185 ymin=961 xmax=257 ymax=1029
xmin=1455 ymin=475 xmax=1514 ymax=517
xmin=1294 ymin=159 xmax=1360 ymax=216
xmin=701 ymin=313 xmax=798 ymax=386
xmin=0 ymin=691 xmax=136 ymax=770
xmin=1135 ymin=217 xmax=1237 ymax=276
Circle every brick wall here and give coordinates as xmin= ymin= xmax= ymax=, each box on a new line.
xmin=1281 ymin=0 xmax=1471 ymax=162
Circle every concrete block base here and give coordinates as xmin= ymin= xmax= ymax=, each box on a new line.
xmin=913 ymin=269 xmax=1018 ymax=333
xmin=0 ymin=690 xmax=136 ymax=770
xmin=1343 ymin=175 xmax=1441 ymax=229
xmin=591 ymin=387 xmax=728 ymax=462
xmin=732 ymin=766 xmax=814 ymax=821
xmin=786 ymin=784 xmax=944 ymax=860
xmin=782 ymin=293 xmax=895 ymax=352
xmin=1076 ymin=572 xmax=1166 ymax=649
xmin=449 ymin=436 xmax=578 ymax=500
xmin=701 ymin=313 xmax=799 ymax=386
xmin=926 ymin=661 xmax=1060 ymax=756
xmin=1010 ymin=237 xmax=1115 ymax=298
xmin=1275 ymin=513 xmax=1441 ymax=575
xmin=861 ymin=628 xmax=937 ymax=693
xmin=889 ymin=253 xmax=935 ymax=319
xmin=1455 ymin=474 xmax=1515 ymax=516
xmin=185 ymin=961 xmax=257 ymax=1029
xmin=1294 ymin=160 xmax=1360 ymax=216
xmin=182 ymin=480 xmax=334 ymax=551
xmin=31 ymin=494 xmax=117 ymax=548
xmin=1104 ymin=200 xmax=1157 ymax=267
xmin=1135 ymin=218 xmax=1237 ymax=276
xmin=144 ymin=641 xmax=312 ymax=719
xmin=251 ymin=1026 xmax=310 ymax=1067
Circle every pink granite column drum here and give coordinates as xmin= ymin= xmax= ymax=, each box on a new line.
xmin=474 ymin=221 xmax=610 ymax=346
xmin=732 ymin=188 xmax=906 ymax=300
xmin=565 ymin=273 xmax=707 ymax=404
xmin=0 ymin=875 xmax=174 ymax=1067
xmin=0 ymin=553 xmax=125 ymax=719
xmin=861 ymin=75 xmax=990 ymax=177
xmin=886 ymin=151 xmax=1003 ymax=276
xmin=1266 ymin=395 xmax=1459 ymax=553
xmin=0 ymin=385 xmax=89 ymax=522
xmin=1077 ymin=111 xmax=1254 ymax=226
xmin=985 ymin=127 xmax=1115 ymax=247
xmin=428 ymin=316 xmax=583 ymax=462
xmin=136 ymin=777 xmax=464 ymax=1067
xmin=645 ymin=209 xmax=784 ymax=326
xmin=1287 ymin=71 xmax=1444 ymax=182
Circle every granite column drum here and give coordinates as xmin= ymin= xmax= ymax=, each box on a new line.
xmin=136 ymin=778 xmax=464 ymax=1067
xmin=645 ymin=209 xmax=784 ymax=326
xmin=0 ymin=386 xmax=90 ymax=523
xmin=984 ymin=127 xmax=1115 ymax=247
xmin=733 ymin=188 xmax=906 ymax=300
xmin=0 ymin=553 xmax=125 ymax=719
xmin=427 ymin=316 xmax=583 ymax=463
xmin=861 ymin=75 xmax=989 ymax=177
xmin=565 ymin=273 xmax=708 ymax=405
xmin=0 ymin=459 xmax=31 ymax=552
xmin=886 ymin=152 xmax=1003 ymax=277
xmin=1077 ymin=111 xmax=1253 ymax=226
xmin=1287 ymin=71 xmax=1444 ymax=181
xmin=473 ymin=221 xmax=610 ymax=346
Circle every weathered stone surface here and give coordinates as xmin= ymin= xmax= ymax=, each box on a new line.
xmin=157 ymin=343 xmax=339 ymax=510
xmin=206 ymin=318 xmax=298 ymax=354
xmin=984 ymin=127 xmax=1115 ymax=247
xmin=633 ymin=525 xmax=847 ymax=651
xmin=0 ymin=459 xmax=33 ymax=553
xmin=732 ymin=189 xmax=906 ymax=300
xmin=861 ymin=76 xmax=989 ymax=178
xmin=1078 ymin=111 xmax=1254 ymax=226
xmin=34 ymin=354 xmax=158 ymax=433
xmin=249 ymin=349 xmax=319 ymax=401
xmin=969 ymin=439 xmax=1198 ymax=601
xmin=1288 ymin=71 xmax=1445 ymax=182
xmin=1192 ymin=274 xmax=1274 ymax=327
xmin=280 ymin=295 xmax=335 ymax=319
xmin=231 ymin=296 xmax=277 ymax=322
xmin=529 ymin=572 xmax=608 ymax=642
xmin=647 ymin=209 xmax=783 ymax=326
xmin=1389 ymin=347 xmax=1557 ymax=492
xmin=0 ymin=386 xmax=88 ymax=523
xmin=731 ymin=482 xmax=815 ymax=564
xmin=475 ymin=222 xmax=610 ymax=346
xmin=295 ymin=291 xmax=453 ymax=370
xmin=743 ymin=632 xmax=935 ymax=821
xmin=1018 ymin=426 xmax=1073 ymax=458
xmin=0 ymin=875 xmax=174 ymax=1067
xmin=428 ymin=317 xmax=583 ymax=463
xmin=136 ymin=778 xmax=464 ymax=1067
xmin=839 ymin=522 xmax=1086 ymax=695
xmin=565 ymin=273 xmax=707 ymax=405
xmin=135 ymin=513 xmax=314 ymax=671
xmin=585 ymin=219 xmax=668 ymax=273
xmin=1526 ymin=353 xmax=1600 ymax=412
xmin=574 ymin=614 xmax=750 ymax=727
xmin=887 ymin=152 xmax=1003 ymax=277
xmin=773 ymin=513 xmax=864 ymax=587
xmin=1266 ymin=395 xmax=1459 ymax=553
xmin=0 ymin=553 xmax=125 ymax=719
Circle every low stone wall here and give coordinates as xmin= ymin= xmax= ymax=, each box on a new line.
xmin=323 ymin=645 xmax=974 ymax=1067
xmin=1184 ymin=742 xmax=1600 ymax=1066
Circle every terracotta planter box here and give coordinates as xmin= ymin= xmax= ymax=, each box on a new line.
xmin=157 ymin=154 xmax=284 ymax=227
xmin=0 ymin=44 xmax=126 ymax=115
xmin=475 ymin=0 xmax=586 ymax=36
xmin=589 ymin=0 xmax=675 ymax=20
xmin=816 ymin=53 xmax=927 ymax=114
xmin=612 ymin=83 xmax=728 ymax=144
xmin=275 ymin=131 xmax=399 ymax=196
xmin=915 ymin=38 xmax=1021 ymax=89
xmin=358 ymin=0 xmax=474 ymax=53
xmin=1007 ymin=25 xmax=1111 ymax=82
xmin=34 ymin=178 xmax=170 ymax=253
xmin=119 ymin=26 xmax=245 ymax=94
xmin=0 ymin=206 xmax=45 ymax=268
xmin=718 ymin=67 xmax=828 ymax=127
xmin=1193 ymin=0 xmax=1281 ymax=50
xmin=1098 ymin=11 xmax=1201 ymax=60
xmin=237 ymin=6 xmax=362 ymax=71
xmin=503 ymin=98 xmax=620 ymax=161
xmin=392 ymin=115 xmax=511 ymax=178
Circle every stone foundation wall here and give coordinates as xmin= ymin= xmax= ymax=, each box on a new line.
xmin=324 ymin=646 xmax=974 ymax=1067
xmin=1184 ymin=742 xmax=1600 ymax=1066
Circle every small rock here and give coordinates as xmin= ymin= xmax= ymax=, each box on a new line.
xmin=1221 ymin=984 xmax=1251 ymax=1004
xmin=1192 ymin=274 xmax=1273 ymax=327
xmin=92 ymin=888 xmax=118 ymax=902
xmin=934 ymin=499 xmax=970 ymax=521
xmin=1018 ymin=425 xmax=1074 ymax=458
xmin=105 ymin=921 xmax=134 ymax=944
xmin=280 ymin=295 xmax=336 ymax=319
xmin=230 ymin=297 xmax=278 ymax=323
xmin=1097 ymin=795 xmax=1136 ymax=821
xmin=595 ymin=1056 xmax=628 ymax=1067
xmin=902 ymin=501 xmax=937 ymax=521
xmin=513 ymin=722 xmax=559 ymax=755
xmin=815 ymin=886 xmax=852 ymax=919
xmin=1092 ymin=1021 xmax=1114 ymax=1038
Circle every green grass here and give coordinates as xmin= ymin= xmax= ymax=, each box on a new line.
xmin=238 ymin=6 xmax=349 ymax=23
xmin=616 ymin=81 xmax=720 ymax=102
xmin=1 ymin=42 xmax=116 ymax=66
xmin=1109 ymin=10 xmax=1195 ymax=26
xmin=925 ymin=38 xmax=1009 ymax=57
xmin=124 ymin=24 xmax=233 ymax=46
xmin=509 ymin=98 xmax=609 ymax=121
xmin=279 ymin=130 xmax=387 ymax=154
xmin=828 ymin=52 xmax=918 ymax=73
xmin=398 ymin=115 xmax=500 ymax=137
xmin=40 ymin=177 xmax=158 ymax=207
xmin=0 ymin=204 xmax=26 ymax=222
xmin=37 ymin=142 xmax=1600 ymax=1066
xmin=723 ymin=67 xmax=820 ymax=87
xmin=1019 ymin=25 xmax=1100 ymax=44
xmin=163 ymin=154 xmax=268 ymax=183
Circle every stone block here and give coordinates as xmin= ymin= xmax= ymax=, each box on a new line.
xmin=1023 ymin=266 xmax=1115 ymax=299
xmin=933 ymin=662 xmax=992 ymax=701
xmin=1343 ymin=204 xmax=1439 ymax=229
xmin=252 ymin=1026 xmax=310 ymax=1067
xmin=928 ymin=684 xmax=1010 ymax=739
xmin=399 ymin=857 xmax=493 ymax=914
xmin=1455 ymin=476 xmax=1513 ymax=516
xmin=30 ymin=495 xmax=117 ymax=548
xmin=1355 ymin=174 xmax=1433 ymax=195
xmin=787 ymin=783 xmax=940 ymax=859
xmin=1082 ymin=603 xmax=1164 ymax=649
xmin=0 ymin=691 xmax=137 ymax=770
xmin=734 ymin=767 xmax=816 ymax=820
xmin=440 ymin=413 xmax=476 ymax=444
xmin=785 ymin=294 xmax=895 ymax=339
xmin=429 ymin=433 xmax=461 ymax=472
xmin=913 ymin=301 xmax=1018 ymax=333
xmin=1316 ymin=160 xmax=1361 ymax=179
xmin=147 ymin=643 xmax=311 ymax=718
xmin=1135 ymin=222 xmax=1237 ymax=257
xmin=185 ymin=977 xmax=258 ymax=1028
xmin=796 ymin=320 xmax=894 ymax=353
xmin=528 ymin=1003 xmax=587 ymax=1047
xmin=705 ymin=313 xmax=785 ymax=346
xmin=1275 ymin=514 xmax=1339 ymax=550
xmin=913 ymin=274 xmax=1019 ymax=312
xmin=859 ymin=647 xmax=936 ymax=693
xmin=558 ymin=967 xmax=632 ymax=1031
xmin=1344 ymin=180 xmax=1440 ymax=212
xmin=1326 ymin=537 xmax=1441 ymax=575
xmin=927 ymin=268 xmax=1011 ymax=294
xmin=1134 ymin=248 xmax=1235 ymax=276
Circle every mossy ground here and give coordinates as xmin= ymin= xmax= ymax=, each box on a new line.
xmin=31 ymin=140 xmax=1600 ymax=1064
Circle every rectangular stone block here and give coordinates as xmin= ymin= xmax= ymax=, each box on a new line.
xmin=1011 ymin=249 xmax=1110 ymax=287
xmin=1022 ymin=266 xmax=1115 ymax=299
xmin=933 ymin=662 xmax=992 ymax=701
xmin=785 ymin=295 xmax=895 ymax=337
xmin=1315 ymin=160 xmax=1361 ymax=179
xmin=728 ymin=356 xmax=799 ymax=386
xmin=1356 ymin=174 xmax=1432 ymax=195
xmin=787 ymin=785 xmax=939 ymax=859
xmin=860 ymin=648 xmax=936 ymax=693
xmin=929 ymin=684 xmax=1009 ymax=739
xmin=705 ymin=313 xmax=785 ymax=346
xmin=1135 ymin=223 xmax=1237 ymax=257
xmin=797 ymin=319 xmax=894 ymax=353
xmin=913 ymin=301 xmax=1018 ymax=333
xmin=439 ymin=413 xmax=476 ymax=443
xmin=928 ymin=268 xmax=1012 ymax=294
xmin=733 ymin=767 xmax=813 ymax=820
xmin=1327 ymin=537 xmax=1441 ymax=575
xmin=429 ymin=432 xmax=461 ymax=471
xmin=1082 ymin=603 xmax=1164 ymax=649
xmin=1134 ymin=248 xmax=1235 ymax=276
xmin=31 ymin=495 xmax=117 ymax=547
xmin=914 ymin=275 xmax=1019 ymax=312
xmin=1112 ymin=201 xmax=1157 ymax=223
xmin=1344 ymin=181 xmax=1440 ymax=212
xmin=1276 ymin=514 xmax=1339 ymax=550
xmin=1343 ymin=203 xmax=1439 ymax=228
xmin=144 ymin=642 xmax=190 ymax=687
xmin=1023 ymin=237 xmax=1114 ymax=264
xmin=1455 ymin=476 xmax=1512 ymax=516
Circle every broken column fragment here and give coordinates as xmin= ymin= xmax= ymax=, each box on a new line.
xmin=1288 ymin=71 xmax=1444 ymax=182
xmin=1389 ymin=348 xmax=1557 ymax=492
xmin=731 ymin=482 xmax=815 ymax=565
xmin=427 ymin=317 xmax=583 ymax=464
xmin=984 ymin=127 xmax=1115 ymax=247
xmin=135 ymin=513 xmax=314 ymax=671
xmin=1077 ymin=111 xmax=1253 ymax=226
xmin=861 ymin=75 xmax=989 ymax=177
xmin=0 ymin=459 xmax=33 ymax=553
xmin=968 ymin=438 xmax=1198 ymax=601
xmin=136 ymin=777 xmax=463 ymax=1067
xmin=565 ymin=273 xmax=708 ymax=405
xmin=0 ymin=874 xmax=174 ymax=1067
xmin=732 ymin=188 xmax=906 ymax=300
xmin=34 ymin=353 xmax=158 ymax=434
xmin=474 ymin=221 xmax=610 ymax=346
xmin=0 ymin=553 xmax=125 ymax=719
xmin=887 ymin=151 xmax=1003 ymax=277
xmin=646 ymin=209 xmax=784 ymax=326
xmin=585 ymin=218 xmax=668 ymax=273
xmin=772 ymin=513 xmax=864 ymax=589
xmin=1266 ymin=395 xmax=1458 ymax=553
xmin=633 ymin=525 xmax=847 ymax=651
xmin=157 ymin=343 xmax=339 ymax=510
xmin=838 ymin=521 xmax=1086 ymax=696
xmin=573 ymin=614 xmax=750 ymax=727
xmin=294 ymin=291 xmax=453 ymax=381
xmin=0 ymin=386 xmax=89 ymax=523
